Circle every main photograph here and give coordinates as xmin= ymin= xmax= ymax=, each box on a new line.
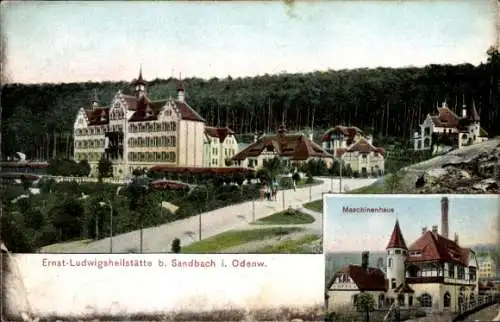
xmin=1 ymin=0 xmax=498 ymax=255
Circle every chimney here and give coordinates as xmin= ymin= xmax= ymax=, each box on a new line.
xmin=454 ymin=233 xmax=459 ymax=244
xmin=441 ymin=197 xmax=449 ymax=239
xmin=462 ymin=104 xmax=467 ymax=118
xmin=422 ymin=226 xmax=427 ymax=234
xmin=361 ymin=251 xmax=369 ymax=271
xmin=431 ymin=225 xmax=438 ymax=234
xmin=308 ymin=132 xmax=314 ymax=141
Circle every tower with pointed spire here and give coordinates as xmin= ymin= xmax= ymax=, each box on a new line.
xmin=134 ymin=66 xmax=147 ymax=98
xmin=386 ymin=220 xmax=408 ymax=292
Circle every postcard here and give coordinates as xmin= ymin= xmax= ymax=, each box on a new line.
xmin=324 ymin=194 xmax=500 ymax=322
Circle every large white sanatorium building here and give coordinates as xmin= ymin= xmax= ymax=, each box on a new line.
xmin=73 ymin=71 xmax=238 ymax=178
xmin=327 ymin=197 xmax=479 ymax=313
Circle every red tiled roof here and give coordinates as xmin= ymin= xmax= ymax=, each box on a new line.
xmin=346 ymin=137 xmax=385 ymax=155
xmin=322 ymin=126 xmax=363 ymax=141
xmin=387 ymin=220 xmax=408 ymax=250
xmin=128 ymin=97 xmax=166 ymax=123
xmin=149 ymin=166 xmax=255 ymax=174
xmin=233 ymin=127 xmax=331 ymax=161
xmin=86 ymin=107 xmax=110 ymax=126
xmin=151 ymin=179 xmax=187 ymax=190
xmin=429 ymin=107 xmax=462 ymax=128
xmin=407 ymin=231 xmax=470 ymax=266
xmin=204 ymin=126 xmax=235 ymax=142
xmin=175 ymin=101 xmax=205 ymax=122
xmin=327 ymin=265 xmax=387 ymax=292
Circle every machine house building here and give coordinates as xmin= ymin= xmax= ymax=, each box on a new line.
xmin=326 ymin=197 xmax=479 ymax=313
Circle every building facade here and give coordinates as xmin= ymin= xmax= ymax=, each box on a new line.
xmin=478 ymin=256 xmax=497 ymax=279
xmin=231 ymin=124 xmax=332 ymax=169
xmin=73 ymin=70 xmax=236 ymax=178
xmin=322 ymin=126 xmax=385 ymax=176
xmin=412 ymin=102 xmax=488 ymax=153
xmin=203 ymin=127 xmax=239 ymax=167
xmin=327 ymin=197 xmax=479 ymax=313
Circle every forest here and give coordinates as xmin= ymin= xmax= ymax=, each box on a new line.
xmin=1 ymin=47 xmax=498 ymax=159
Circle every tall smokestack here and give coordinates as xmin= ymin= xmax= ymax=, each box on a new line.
xmin=361 ymin=251 xmax=369 ymax=271
xmin=441 ymin=197 xmax=449 ymax=238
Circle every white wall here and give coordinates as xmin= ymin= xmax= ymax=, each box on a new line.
xmin=5 ymin=254 xmax=324 ymax=318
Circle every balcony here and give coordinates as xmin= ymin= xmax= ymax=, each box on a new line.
xmin=406 ymin=276 xmax=444 ymax=284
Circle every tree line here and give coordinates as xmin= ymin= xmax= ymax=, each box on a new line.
xmin=1 ymin=47 xmax=498 ymax=159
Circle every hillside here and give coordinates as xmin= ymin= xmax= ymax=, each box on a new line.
xmin=1 ymin=49 xmax=499 ymax=159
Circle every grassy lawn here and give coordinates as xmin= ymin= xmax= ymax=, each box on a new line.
xmin=253 ymin=209 xmax=315 ymax=225
xmin=253 ymin=234 xmax=320 ymax=253
xmin=303 ymin=199 xmax=323 ymax=213
xmin=182 ymin=227 xmax=305 ymax=253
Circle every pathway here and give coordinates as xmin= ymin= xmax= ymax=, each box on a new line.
xmin=463 ymin=303 xmax=500 ymax=321
xmin=59 ymin=177 xmax=376 ymax=253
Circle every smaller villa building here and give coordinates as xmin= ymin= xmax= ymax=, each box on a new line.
xmin=412 ymin=101 xmax=488 ymax=153
xmin=322 ymin=126 xmax=385 ymax=176
xmin=203 ymin=126 xmax=239 ymax=167
xmin=232 ymin=124 xmax=332 ymax=169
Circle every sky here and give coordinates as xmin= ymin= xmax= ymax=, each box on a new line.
xmin=1 ymin=0 xmax=497 ymax=84
xmin=324 ymin=195 xmax=499 ymax=252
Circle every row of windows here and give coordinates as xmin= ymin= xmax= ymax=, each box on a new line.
xmin=75 ymin=139 xmax=105 ymax=149
xmin=75 ymin=152 xmax=103 ymax=162
xmin=75 ymin=125 xmax=123 ymax=136
xmin=110 ymin=109 xmax=125 ymax=120
xmin=128 ymin=121 xmax=177 ymax=133
xmin=128 ymin=136 xmax=177 ymax=148
xmin=128 ymin=151 xmax=176 ymax=163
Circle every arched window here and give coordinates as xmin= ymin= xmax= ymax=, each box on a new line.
xmin=391 ymin=278 xmax=396 ymax=289
xmin=424 ymin=138 xmax=430 ymax=148
xmin=443 ymin=292 xmax=451 ymax=308
xmin=398 ymin=294 xmax=405 ymax=306
xmin=419 ymin=293 xmax=432 ymax=308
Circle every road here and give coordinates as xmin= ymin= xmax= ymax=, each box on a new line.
xmin=61 ymin=177 xmax=377 ymax=253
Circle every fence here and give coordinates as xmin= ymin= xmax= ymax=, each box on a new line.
xmin=41 ymin=175 xmax=124 ymax=184
xmin=453 ymin=292 xmax=499 ymax=321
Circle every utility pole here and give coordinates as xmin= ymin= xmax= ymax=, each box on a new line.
xmin=252 ymin=198 xmax=255 ymax=222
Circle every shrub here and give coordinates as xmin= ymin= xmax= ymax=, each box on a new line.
xmin=171 ymin=238 xmax=181 ymax=253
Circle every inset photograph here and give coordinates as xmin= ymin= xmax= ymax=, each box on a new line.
xmin=324 ymin=194 xmax=500 ymax=322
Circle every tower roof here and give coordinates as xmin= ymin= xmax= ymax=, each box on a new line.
xmin=177 ymin=73 xmax=184 ymax=92
xmin=386 ymin=220 xmax=408 ymax=250
xmin=135 ymin=66 xmax=147 ymax=86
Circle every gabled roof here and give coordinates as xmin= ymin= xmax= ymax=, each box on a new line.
xmin=327 ymin=265 xmax=387 ymax=292
xmin=386 ymin=220 xmax=408 ymax=250
xmin=86 ymin=107 xmax=110 ymax=126
xmin=232 ymin=126 xmax=331 ymax=161
xmin=337 ymin=137 xmax=385 ymax=157
xmin=430 ymin=107 xmax=461 ymax=128
xmin=407 ymin=231 xmax=470 ymax=266
xmin=175 ymin=101 xmax=205 ymax=122
xmin=128 ymin=96 xmax=166 ymax=122
xmin=205 ymin=126 xmax=235 ymax=142
xmin=322 ymin=125 xmax=363 ymax=141
xmin=394 ymin=282 xmax=415 ymax=294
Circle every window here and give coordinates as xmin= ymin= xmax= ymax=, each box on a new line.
xmin=457 ymin=266 xmax=465 ymax=280
xmin=424 ymin=127 xmax=430 ymax=136
xmin=408 ymin=296 xmax=413 ymax=307
xmin=388 ymin=258 xmax=392 ymax=268
xmin=395 ymin=250 xmax=401 ymax=255
xmin=448 ymin=264 xmax=455 ymax=278
xmin=424 ymin=138 xmax=430 ymax=148
xmin=391 ymin=278 xmax=396 ymax=289
xmin=419 ymin=293 xmax=432 ymax=308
